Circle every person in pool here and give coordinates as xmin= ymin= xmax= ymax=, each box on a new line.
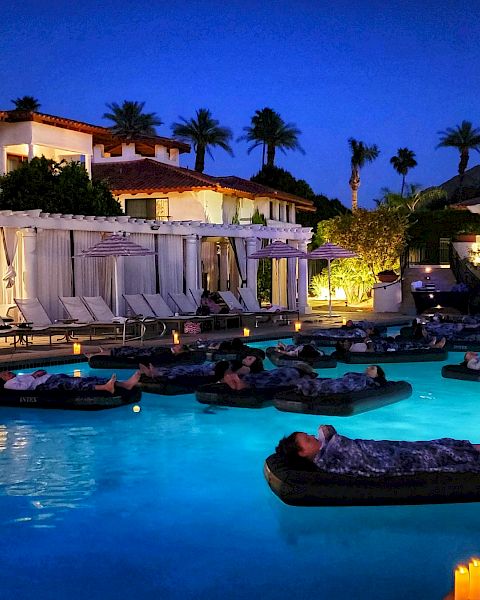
xmin=463 ymin=351 xmax=480 ymax=370
xmin=276 ymin=425 xmax=480 ymax=477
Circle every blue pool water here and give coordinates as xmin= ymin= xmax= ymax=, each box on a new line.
xmin=1 ymin=342 xmax=479 ymax=599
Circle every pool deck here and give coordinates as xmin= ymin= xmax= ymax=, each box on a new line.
xmin=0 ymin=306 xmax=413 ymax=370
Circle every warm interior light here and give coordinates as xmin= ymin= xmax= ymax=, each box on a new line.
xmin=243 ymin=327 xmax=250 ymax=337
xmin=73 ymin=342 xmax=81 ymax=355
xmin=172 ymin=330 xmax=180 ymax=345
xmin=294 ymin=321 xmax=302 ymax=332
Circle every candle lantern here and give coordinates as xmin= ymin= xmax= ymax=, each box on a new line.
xmin=73 ymin=369 xmax=81 ymax=378
xmin=294 ymin=321 xmax=302 ymax=332
xmin=469 ymin=559 xmax=480 ymax=600
xmin=342 ymin=317 xmax=347 ymax=325
xmin=454 ymin=565 xmax=470 ymax=600
xmin=243 ymin=327 xmax=250 ymax=337
xmin=73 ymin=342 xmax=82 ymax=355
xmin=172 ymin=330 xmax=180 ymax=345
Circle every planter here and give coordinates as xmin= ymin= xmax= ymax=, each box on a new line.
xmin=377 ymin=271 xmax=398 ymax=283
xmin=454 ymin=234 xmax=479 ymax=242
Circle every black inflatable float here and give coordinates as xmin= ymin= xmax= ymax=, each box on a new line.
xmin=266 ymin=347 xmax=337 ymax=369
xmin=140 ymin=373 xmax=217 ymax=395
xmin=0 ymin=386 xmax=141 ymax=410
xmin=89 ymin=349 xmax=207 ymax=370
xmin=273 ymin=381 xmax=412 ymax=416
xmin=293 ymin=332 xmax=365 ymax=347
xmin=442 ymin=364 xmax=480 ymax=382
xmin=195 ymin=382 xmax=295 ymax=409
xmin=206 ymin=347 xmax=265 ymax=362
xmin=336 ymin=347 xmax=447 ymax=364
xmin=264 ymin=453 xmax=480 ymax=506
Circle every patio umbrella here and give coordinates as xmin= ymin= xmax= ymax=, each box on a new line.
xmin=308 ymin=242 xmax=358 ymax=317
xmin=248 ymin=241 xmax=307 ymax=306
xmin=75 ymin=234 xmax=155 ymax=316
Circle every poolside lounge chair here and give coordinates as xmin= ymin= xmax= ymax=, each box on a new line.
xmin=80 ymin=296 xmax=145 ymax=344
xmin=123 ymin=294 xmax=167 ymax=336
xmin=15 ymin=297 xmax=89 ymax=345
xmin=237 ymin=287 xmax=299 ymax=323
xmin=189 ymin=288 xmax=203 ymax=308
xmin=170 ymin=292 xmax=239 ymax=330
xmin=144 ymin=293 xmax=214 ymax=333
xmin=217 ymin=291 xmax=270 ymax=328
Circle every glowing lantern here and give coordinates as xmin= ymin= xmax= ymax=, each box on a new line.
xmin=73 ymin=369 xmax=81 ymax=378
xmin=243 ymin=327 xmax=250 ymax=337
xmin=294 ymin=321 xmax=302 ymax=332
xmin=172 ymin=330 xmax=180 ymax=345
xmin=73 ymin=343 xmax=82 ymax=355
xmin=132 ymin=405 xmax=141 ymax=413
xmin=469 ymin=559 xmax=480 ymax=599
xmin=454 ymin=564 xmax=469 ymax=600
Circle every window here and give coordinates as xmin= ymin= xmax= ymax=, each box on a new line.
xmin=269 ymin=201 xmax=274 ymax=220
xmin=286 ymin=204 xmax=291 ymax=223
xmin=125 ymin=197 xmax=169 ymax=220
xmin=6 ymin=154 xmax=27 ymax=173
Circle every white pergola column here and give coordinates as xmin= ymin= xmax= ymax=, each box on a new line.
xmin=246 ymin=237 xmax=258 ymax=298
xmin=0 ymin=147 xmax=7 ymax=175
xmin=20 ymin=227 xmax=38 ymax=299
xmin=84 ymin=154 xmax=92 ymax=177
xmin=219 ymin=239 xmax=229 ymax=290
xmin=114 ymin=255 xmax=125 ymax=316
xmin=297 ymin=239 xmax=310 ymax=314
xmin=27 ymin=144 xmax=35 ymax=161
xmin=185 ymin=234 xmax=199 ymax=293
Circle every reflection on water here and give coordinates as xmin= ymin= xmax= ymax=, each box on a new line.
xmin=0 ymin=422 xmax=97 ymax=527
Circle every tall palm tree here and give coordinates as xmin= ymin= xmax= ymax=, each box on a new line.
xmin=11 ymin=96 xmax=41 ymax=111
xmin=238 ymin=107 xmax=304 ymax=168
xmin=437 ymin=120 xmax=480 ymax=184
xmin=103 ymin=101 xmax=162 ymax=138
xmin=390 ymin=148 xmax=417 ymax=196
xmin=348 ymin=138 xmax=380 ymax=210
xmin=171 ymin=108 xmax=233 ymax=173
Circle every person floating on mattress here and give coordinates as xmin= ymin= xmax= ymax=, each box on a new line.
xmin=275 ymin=342 xmax=324 ymax=360
xmin=0 ymin=369 xmax=141 ymax=394
xmin=276 ymin=424 xmax=480 ymax=476
xmin=87 ymin=344 xmax=192 ymax=362
xmin=295 ymin=365 xmax=387 ymax=397
xmin=220 ymin=361 xmax=316 ymax=391
xmin=462 ymin=351 xmax=480 ymax=370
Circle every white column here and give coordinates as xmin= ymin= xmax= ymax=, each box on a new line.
xmin=21 ymin=228 xmax=38 ymax=299
xmin=185 ymin=235 xmax=198 ymax=293
xmin=27 ymin=144 xmax=35 ymax=161
xmin=219 ymin=239 xmax=229 ymax=290
xmin=84 ymin=154 xmax=92 ymax=177
xmin=0 ymin=146 xmax=7 ymax=175
xmin=297 ymin=239 xmax=309 ymax=314
xmin=246 ymin=237 xmax=258 ymax=298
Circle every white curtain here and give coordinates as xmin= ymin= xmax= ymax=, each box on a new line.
xmin=0 ymin=228 xmax=23 ymax=308
xmin=73 ymin=231 xmax=114 ymax=309
xmin=37 ymin=230 xmax=73 ymax=319
xmin=201 ymin=240 xmax=219 ymax=291
xmin=124 ymin=233 xmax=156 ymax=295
xmin=157 ymin=234 xmax=184 ymax=310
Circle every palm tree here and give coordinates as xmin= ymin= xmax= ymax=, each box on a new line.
xmin=11 ymin=96 xmax=41 ymax=111
xmin=437 ymin=120 xmax=480 ymax=184
xmin=390 ymin=148 xmax=417 ymax=196
xmin=171 ymin=108 xmax=233 ymax=173
xmin=238 ymin=107 xmax=304 ymax=168
xmin=103 ymin=101 xmax=162 ymax=138
xmin=348 ymin=138 xmax=380 ymax=210
xmin=377 ymin=184 xmax=446 ymax=214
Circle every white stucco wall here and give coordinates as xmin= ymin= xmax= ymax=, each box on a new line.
xmin=93 ymin=143 xmax=180 ymax=166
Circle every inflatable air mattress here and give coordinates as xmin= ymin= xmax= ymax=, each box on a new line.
xmin=89 ymin=349 xmax=206 ymax=370
xmin=266 ymin=347 xmax=336 ymax=369
xmin=195 ymin=382 xmax=295 ymax=409
xmin=441 ymin=364 xmax=480 ymax=382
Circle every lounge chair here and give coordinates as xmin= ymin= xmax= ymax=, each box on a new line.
xmin=237 ymin=287 xmax=299 ymax=323
xmin=188 ymin=288 xmax=203 ymax=308
xmin=217 ymin=291 xmax=270 ymax=328
xmin=143 ymin=293 xmax=213 ymax=333
xmin=80 ymin=296 xmax=146 ymax=344
xmin=123 ymin=294 xmax=167 ymax=336
xmin=14 ymin=297 xmax=89 ymax=346
xmin=170 ymin=292 xmax=239 ymax=330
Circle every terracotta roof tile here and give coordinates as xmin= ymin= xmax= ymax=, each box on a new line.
xmin=92 ymin=160 xmax=314 ymax=210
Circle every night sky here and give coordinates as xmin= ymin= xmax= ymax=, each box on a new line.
xmin=1 ymin=0 xmax=479 ymax=208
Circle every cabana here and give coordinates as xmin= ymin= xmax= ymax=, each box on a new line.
xmin=0 ymin=210 xmax=312 ymax=322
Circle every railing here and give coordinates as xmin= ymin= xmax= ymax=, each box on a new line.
xmin=406 ymin=239 xmax=451 ymax=265
xmin=450 ymin=245 xmax=480 ymax=288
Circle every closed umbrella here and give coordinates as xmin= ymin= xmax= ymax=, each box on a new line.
xmin=308 ymin=243 xmax=358 ymax=317
xmin=248 ymin=241 xmax=307 ymax=306
xmin=75 ymin=234 xmax=155 ymax=316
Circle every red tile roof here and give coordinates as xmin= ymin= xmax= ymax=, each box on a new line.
xmin=92 ymin=159 xmax=314 ymax=211
xmin=0 ymin=110 xmax=189 ymax=153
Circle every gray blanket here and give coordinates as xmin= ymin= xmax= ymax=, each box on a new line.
xmin=314 ymin=435 xmax=480 ymax=477
xmin=296 ymin=372 xmax=375 ymax=396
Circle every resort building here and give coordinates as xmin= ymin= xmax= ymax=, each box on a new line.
xmin=0 ymin=110 xmax=314 ymax=317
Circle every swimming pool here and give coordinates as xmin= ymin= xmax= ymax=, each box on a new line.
xmin=1 ymin=343 xmax=479 ymax=599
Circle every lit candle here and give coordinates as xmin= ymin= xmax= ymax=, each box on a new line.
xmin=172 ymin=330 xmax=180 ymax=345
xmin=469 ymin=559 xmax=480 ymax=599
xmin=132 ymin=405 xmax=141 ymax=413
xmin=342 ymin=317 xmax=347 ymax=325
xmin=73 ymin=342 xmax=82 ymax=355
xmin=294 ymin=321 xmax=302 ymax=332
xmin=243 ymin=327 xmax=250 ymax=337
xmin=73 ymin=369 xmax=81 ymax=378
xmin=455 ymin=565 xmax=469 ymax=600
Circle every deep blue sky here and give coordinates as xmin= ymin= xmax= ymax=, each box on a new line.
xmin=1 ymin=0 xmax=479 ymax=208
